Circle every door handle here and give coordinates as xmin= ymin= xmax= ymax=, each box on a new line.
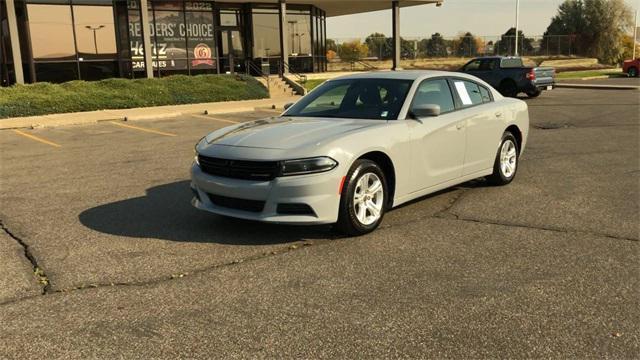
xmin=495 ymin=111 xmax=503 ymax=118
xmin=456 ymin=122 xmax=465 ymax=130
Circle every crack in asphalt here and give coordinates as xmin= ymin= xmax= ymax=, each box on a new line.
xmin=0 ymin=241 xmax=316 ymax=307
xmin=0 ymin=220 xmax=51 ymax=295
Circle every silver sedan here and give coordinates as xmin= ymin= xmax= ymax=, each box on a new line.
xmin=191 ymin=71 xmax=529 ymax=235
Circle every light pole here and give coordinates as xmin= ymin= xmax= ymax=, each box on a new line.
xmin=633 ymin=10 xmax=638 ymax=59
xmin=85 ymin=25 xmax=105 ymax=55
xmin=514 ymin=0 xmax=520 ymax=56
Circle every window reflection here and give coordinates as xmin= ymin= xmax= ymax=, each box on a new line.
xmin=27 ymin=4 xmax=76 ymax=60
xmin=73 ymin=5 xmax=117 ymax=60
xmin=287 ymin=11 xmax=311 ymax=56
xmin=252 ymin=9 xmax=280 ymax=58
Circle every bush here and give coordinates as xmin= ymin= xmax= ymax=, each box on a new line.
xmin=0 ymin=74 xmax=268 ymax=118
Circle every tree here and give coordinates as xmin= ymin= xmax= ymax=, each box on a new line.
xmin=337 ymin=40 xmax=369 ymax=63
xmin=541 ymin=0 xmax=633 ymax=63
xmin=326 ymin=49 xmax=337 ymax=61
xmin=326 ymin=38 xmax=338 ymax=53
xmin=454 ymin=32 xmax=479 ymax=57
xmin=365 ymin=32 xmax=389 ymax=59
xmin=494 ymin=28 xmax=534 ymax=56
xmin=420 ymin=33 xmax=448 ymax=57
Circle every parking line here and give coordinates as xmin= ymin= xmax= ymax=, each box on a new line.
xmin=190 ymin=114 xmax=240 ymax=124
xmin=109 ymin=121 xmax=177 ymax=137
xmin=13 ymin=129 xmax=61 ymax=148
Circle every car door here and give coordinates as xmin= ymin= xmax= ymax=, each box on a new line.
xmin=449 ymin=78 xmax=503 ymax=176
xmin=407 ymin=78 xmax=466 ymax=192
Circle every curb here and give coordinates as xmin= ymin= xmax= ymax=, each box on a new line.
xmin=555 ymin=83 xmax=639 ymax=91
xmin=0 ymin=98 xmax=296 ymax=130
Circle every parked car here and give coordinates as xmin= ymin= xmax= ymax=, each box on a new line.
xmin=191 ymin=71 xmax=529 ymax=235
xmin=623 ymin=58 xmax=639 ymax=77
xmin=460 ymin=56 xmax=555 ymax=98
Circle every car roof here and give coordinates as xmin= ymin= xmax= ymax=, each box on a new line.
xmin=328 ymin=70 xmax=480 ymax=82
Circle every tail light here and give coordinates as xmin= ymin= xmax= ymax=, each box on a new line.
xmin=526 ymin=69 xmax=536 ymax=81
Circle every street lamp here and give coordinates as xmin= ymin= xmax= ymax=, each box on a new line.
xmin=514 ymin=0 xmax=520 ymax=56
xmin=288 ymin=20 xmax=298 ymax=54
xmin=85 ymin=25 xmax=105 ymax=55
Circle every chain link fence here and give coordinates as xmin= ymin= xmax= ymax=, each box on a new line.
xmin=329 ymin=35 xmax=578 ymax=60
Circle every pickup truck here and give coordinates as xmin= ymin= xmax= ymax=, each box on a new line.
xmin=623 ymin=58 xmax=639 ymax=77
xmin=460 ymin=56 xmax=555 ymax=98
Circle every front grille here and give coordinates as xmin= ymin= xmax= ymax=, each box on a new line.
xmin=198 ymin=155 xmax=280 ymax=181
xmin=208 ymin=194 xmax=265 ymax=213
xmin=277 ymin=203 xmax=315 ymax=216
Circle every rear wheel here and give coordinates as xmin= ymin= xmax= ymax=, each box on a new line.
xmin=526 ymin=88 xmax=541 ymax=98
xmin=486 ymin=132 xmax=519 ymax=186
xmin=499 ymin=80 xmax=518 ymax=98
xmin=335 ymin=159 xmax=387 ymax=236
xmin=628 ymin=67 xmax=638 ymax=78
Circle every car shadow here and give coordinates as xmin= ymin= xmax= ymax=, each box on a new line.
xmin=78 ymin=180 xmax=333 ymax=245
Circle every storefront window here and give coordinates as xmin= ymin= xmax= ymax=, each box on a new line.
xmin=220 ymin=9 xmax=239 ymax=27
xmin=27 ymin=4 xmax=76 ymax=61
xmin=73 ymin=5 xmax=117 ymax=60
xmin=186 ymin=10 xmax=216 ymax=71
xmin=252 ymin=8 xmax=280 ymax=58
xmin=287 ymin=10 xmax=311 ymax=56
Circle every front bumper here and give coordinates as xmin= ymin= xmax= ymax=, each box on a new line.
xmin=190 ymin=163 xmax=342 ymax=224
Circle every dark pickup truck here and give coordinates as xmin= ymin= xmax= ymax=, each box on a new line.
xmin=460 ymin=56 xmax=555 ymax=98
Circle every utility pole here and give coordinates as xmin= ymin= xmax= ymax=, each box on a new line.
xmin=514 ymin=0 xmax=520 ymax=56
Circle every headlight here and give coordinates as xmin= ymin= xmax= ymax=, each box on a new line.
xmin=194 ymin=137 xmax=204 ymax=166
xmin=280 ymin=157 xmax=338 ymax=176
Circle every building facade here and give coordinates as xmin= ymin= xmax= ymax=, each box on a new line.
xmin=1 ymin=0 xmax=442 ymax=86
xmin=0 ymin=0 xmax=327 ymax=85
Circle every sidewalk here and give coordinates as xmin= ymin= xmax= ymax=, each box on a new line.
xmin=0 ymin=96 xmax=300 ymax=130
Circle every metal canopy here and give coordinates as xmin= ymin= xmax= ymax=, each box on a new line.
xmin=222 ymin=0 xmax=443 ymax=17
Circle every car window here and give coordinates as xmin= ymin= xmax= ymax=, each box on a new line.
xmin=299 ymin=84 xmax=349 ymax=114
xmin=478 ymin=85 xmax=492 ymax=103
xmin=453 ymin=80 xmax=484 ymax=107
xmin=479 ymin=59 xmax=497 ymax=71
xmin=463 ymin=59 xmax=482 ymax=71
xmin=284 ymin=78 xmax=413 ymax=120
xmin=411 ymin=79 xmax=456 ymax=114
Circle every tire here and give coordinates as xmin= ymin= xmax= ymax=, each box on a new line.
xmin=335 ymin=159 xmax=388 ymax=236
xmin=486 ymin=132 xmax=519 ymax=186
xmin=499 ymin=80 xmax=518 ymax=98
xmin=526 ymin=88 xmax=541 ymax=98
xmin=628 ymin=67 xmax=638 ymax=78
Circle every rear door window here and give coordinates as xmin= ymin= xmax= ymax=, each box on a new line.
xmin=452 ymin=80 xmax=484 ymax=107
xmin=478 ymin=85 xmax=492 ymax=103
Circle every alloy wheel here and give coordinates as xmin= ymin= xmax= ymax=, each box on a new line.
xmin=352 ymin=172 xmax=384 ymax=226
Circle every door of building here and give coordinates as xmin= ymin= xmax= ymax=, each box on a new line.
xmin=218 ymin=29 xmax=244 ymax=74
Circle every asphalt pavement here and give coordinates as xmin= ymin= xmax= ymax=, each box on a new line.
xmin=0 ymin=85 xmax=638 ymax=358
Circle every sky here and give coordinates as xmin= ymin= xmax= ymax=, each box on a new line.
xmin=326 ymin=0 xmax=640 ymax=39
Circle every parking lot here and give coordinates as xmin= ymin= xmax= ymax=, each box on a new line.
xmin=0 ymin=86 xmax=638 ymax=357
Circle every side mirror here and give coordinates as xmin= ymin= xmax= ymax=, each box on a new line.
xmin=411 ymin=104 xmax=441 ymax=118
xmin=283 ymin=102 xmax=294 ymax=110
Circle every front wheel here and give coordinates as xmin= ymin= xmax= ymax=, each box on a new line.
xmin=335 ymin=159 xmax=387 ymax=236
xmin=486 ymin=132 xmax=519 ymax=186
xmin=628 ymin=67 xmax=638 ymax=78
xmin=499 ymin=80 xmax=518 ymax=98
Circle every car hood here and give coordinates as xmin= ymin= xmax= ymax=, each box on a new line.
xmin=204 ymin=116 xmax=384 ymax=150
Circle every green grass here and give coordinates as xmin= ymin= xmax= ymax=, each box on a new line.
xmin=304 ymin=79 xmax=328 ymax=91
xmin=555 ymin=69 xmax=624 ymax=79
xmin=0 ymin=74 xmax=268 ymax=119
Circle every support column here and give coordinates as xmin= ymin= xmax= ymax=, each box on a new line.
xmin=278 ymin=0 xmax=289 ymax=74
xmin=139 ymin=0 xmax=154 ymax=79
xmin=6 ymin=0 xmax=24 ymax=84
xmin=391 ymin=1 xmax=401 ymax=71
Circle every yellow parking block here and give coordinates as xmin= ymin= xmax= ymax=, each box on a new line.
xmin=109 ymin=121 xmax=177 ymax=137
xmin=13 ymin=129 xmax=61 ymax=148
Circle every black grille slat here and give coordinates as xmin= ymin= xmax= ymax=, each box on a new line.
xmin=198 ymin=155 xmax=279 ymax=181
xmin=208 ymin=194 xmax=265 ymax=213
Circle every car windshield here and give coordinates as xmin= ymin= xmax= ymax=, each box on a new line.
xmin=283 ymin=78 xmax=413 ymax=120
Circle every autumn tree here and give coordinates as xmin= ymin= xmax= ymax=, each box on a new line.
xmin=337 ymin=40 xmax=369 ymax=63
